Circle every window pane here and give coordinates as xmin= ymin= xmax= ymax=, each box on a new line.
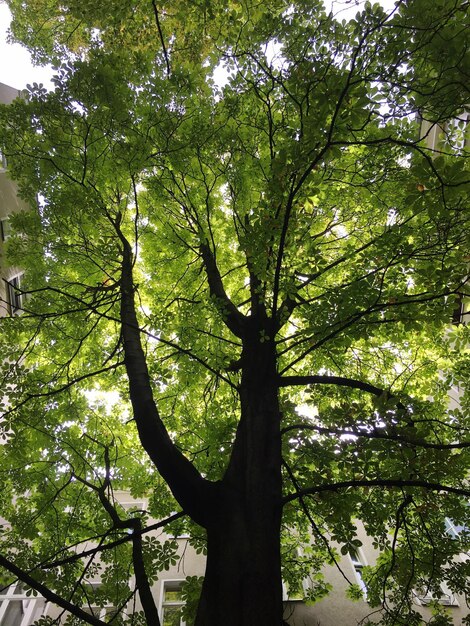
xmin=0 ymin=600 xmax=24 ymax=625
xmin=104 ymin=606 xmax=119 ymax=619
xmin=7 ymin=275 xmax=23 ymax=314
xmin=162 ymin=605 xmax=183 ymax=626
xmin=0 ymin=583 xmax=27 ymax=597
xmin=165 ymin=590 xmax=182 ymax=602
xmin=0 ymin=219 xmax=9 ymax=241
xmin=82 ymin=606 xmax=102 ymax=617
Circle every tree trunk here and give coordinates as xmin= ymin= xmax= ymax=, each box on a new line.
xmin=195 ymin=322 xmax=283 ymax=625
xmin=195 ymin=497 xmax=283 ymax=626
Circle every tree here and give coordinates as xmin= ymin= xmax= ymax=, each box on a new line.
xmin=0 ymin=0 xmax=469 ymax=624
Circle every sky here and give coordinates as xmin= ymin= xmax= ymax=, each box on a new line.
xmin=0 ymin=3 xmax=53 ymax=90
xmin=0 ymin=0 xmax=396 ymax=91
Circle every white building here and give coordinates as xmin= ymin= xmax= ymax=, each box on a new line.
xmin=1 ymin=490 xmax=467 ymax=626
xmin=0 ymin=82 xmax=27 ymax=318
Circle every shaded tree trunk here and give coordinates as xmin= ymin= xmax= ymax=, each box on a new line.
xmin=195 ymin=322 xmax=284 ymax=625
xmin=121 ymin=235 xmax=284 ymax=624
xmin=195 ymin=499 xmax=283 ymax=626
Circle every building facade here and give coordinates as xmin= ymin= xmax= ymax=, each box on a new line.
xmin=1 ymin=491 xmax=467 ymax=626
xmin=0 ymin=82 xmax=28 ymax=318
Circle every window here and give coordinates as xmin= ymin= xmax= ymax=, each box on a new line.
xmin=282 ymin=546 xmax=309 ymax=601
xmin=0 ymin=218 xmax=10 ymax=242
xmin=420 ymin=110 xmax=469 ymax=154
xmin=445 ymin=517 xmax=468 ymax=539
xmin=82 ymin=605 xmax=119 ymax=620
xmin=451 ymin=293 xmax=464 ymax=325
xmin=6 ymin=274 xmax=23 ymax=315
xmin=161 ymin=580 xmax=185 ymax=626
xmin=282 ymin=582 xmax=304 ymax=602
xmin=81 ymin=582 xmax=120 ymax=621
xmin=120 ymin=501 xmax=145 ymax=513
xmin=349 ymin=549 xmax=367 ymax=598
xmin=417 ymin=581 xmax=459 ymax=607
xmin=0 ymin=583 xmax=46 ymax=626
xmin=444 ymin=110 xmax=469 ymax=153
xmin=450 ymin=293 xmax=469 ymax=326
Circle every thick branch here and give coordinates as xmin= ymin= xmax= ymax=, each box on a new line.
xmin=0 ymin=554 xmax=106 ymax=626
xmin=119 ymin=229 xmax=215 ymax=526
xmin=278 ymin=374 xmax=399 ymax=401
xmin=200 ymin=242 xmax=246 ymax=338
xmin=283 ymin=479 xmax=470 ymax=506
xmin=131 ymin=519 xmax=161 ymax=626
xmin=281 ymin=423 xmax=470 ymax=450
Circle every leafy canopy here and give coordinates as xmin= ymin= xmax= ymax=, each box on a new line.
xmin=0 ymin=0 xmax=469 ymax=624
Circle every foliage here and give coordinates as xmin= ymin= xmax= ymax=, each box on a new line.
xmin=0 ymin=0 xmax=469 ymax=624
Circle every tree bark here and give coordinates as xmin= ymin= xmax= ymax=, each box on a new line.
xmin=195 ymin=320 xmax=284 ymax=625
xmin=195 ymin=495 xmax=283 ymax=626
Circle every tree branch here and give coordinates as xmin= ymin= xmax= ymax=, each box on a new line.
xmin=151 ymin=0 xmax=170 ymax=76
xmin=200 ymin=242 xmax=246 ymax=338
xmin=281 ymin=423 xmax=470 ymax=450
xmin=282 ymin=458 xmax=353 ymax=586
xmin=279 ymin=285 xmax=461 ymax=375
xmin=0 ymin=554 xmax=107 ymax=626
xmin=131 ymin=519 xmax=162 ymax=626
xmin=278 ymin=374 xmax=401 ymax=402
xmin=42 ymin=512 xmax=185 ymax=570
xmin=119 ymin=224 xmax=216 ymax=526
xmin=283 ymin=479 xmax=470 ymax=506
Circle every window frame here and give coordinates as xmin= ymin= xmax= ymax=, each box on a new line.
xmin=445 ymin=516 xmax=467 ymax=539
xmin=349 ymin=548 xmax=368 ymax=599
xmin=0 ymin=217 xmax=10 ymax=242
xmin=416 ymin=580 xmax=459 ymax=607
xmin=120 ymin=500 xmax=145 ymax=512
xmin=0 ymin=582 xmax=48 ymax=626
xmin=159 ymin=579 xmax=186 ymax=626
xmin=80 ymin=581 xmax=123 ymax=621
xmin=5 ymin=273 xmax=24 ymax=315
